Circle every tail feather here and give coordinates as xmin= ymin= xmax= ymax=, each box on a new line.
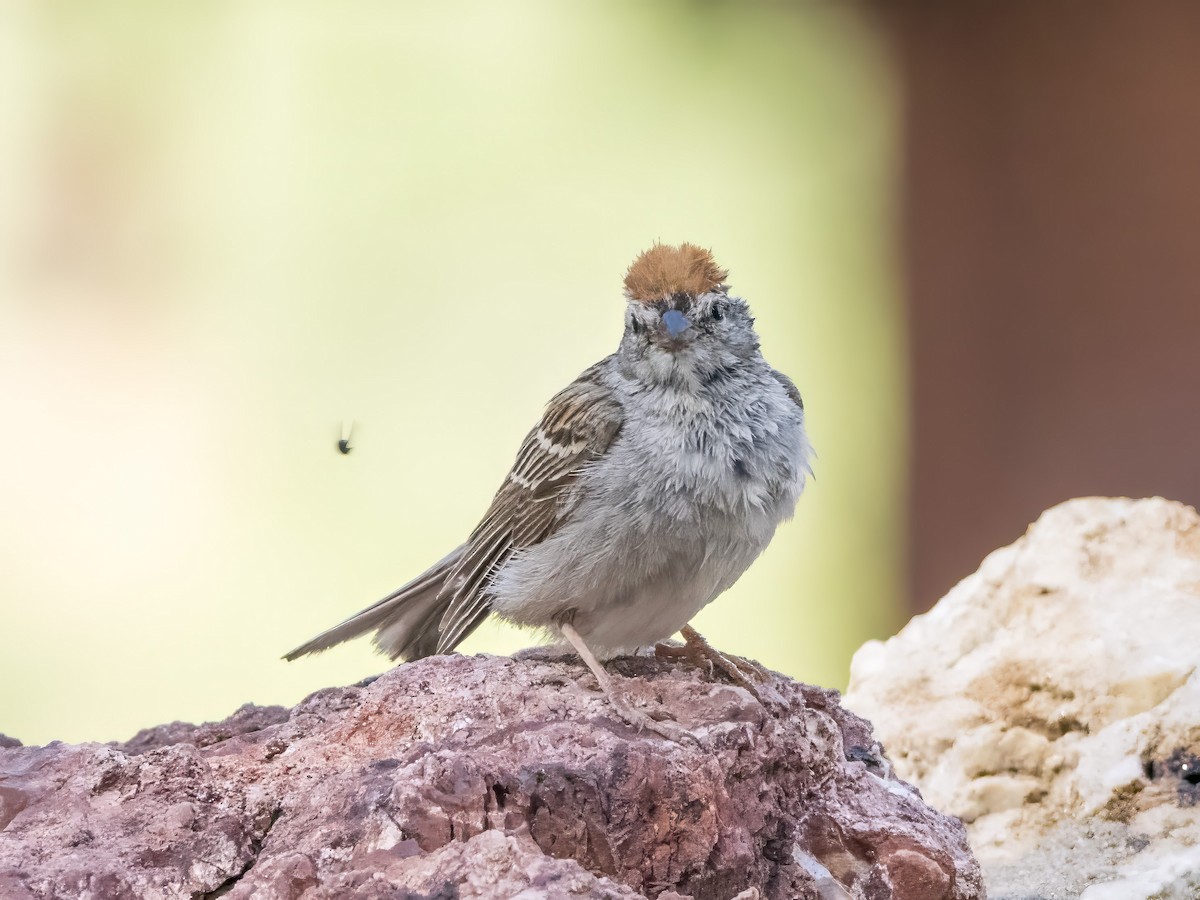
xmin=283 ymin=546 xmax=467 ymax=662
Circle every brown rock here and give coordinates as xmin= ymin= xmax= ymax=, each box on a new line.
xmin=885 ymin=849 xmax=950 ymax=900
xmin=0 ymin=650 xmax=983 ymax=899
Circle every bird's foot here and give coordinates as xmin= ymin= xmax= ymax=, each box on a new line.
xmin=656 ymin=626 xmax=783 ymax=708
xmin=560 ymin=622 xmax=697 ymax=744
xmin=601 ymin=688 xmax=698 ymax=744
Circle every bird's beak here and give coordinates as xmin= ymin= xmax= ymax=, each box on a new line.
xmin=660 ymin=309 xmax=691 ymax=342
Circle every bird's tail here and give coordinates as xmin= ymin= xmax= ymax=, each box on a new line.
xmin=284 ymin=545 xmax=468 ymax=663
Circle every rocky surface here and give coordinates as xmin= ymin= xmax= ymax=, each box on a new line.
xmin=846 ymin=496 xmax=1200 ymax=900
xmin=0 ymin=650 xmax=982 ymax=900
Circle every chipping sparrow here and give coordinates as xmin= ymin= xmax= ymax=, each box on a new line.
xmin=287 ymin=243 xmax=812 ymax=727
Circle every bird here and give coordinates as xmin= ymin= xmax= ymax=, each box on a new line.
xmin=286 ymin=242 xmax=812 ymax=732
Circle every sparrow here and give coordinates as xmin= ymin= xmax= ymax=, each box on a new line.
xmin=286 ymin=243 xmax=812 ymax=731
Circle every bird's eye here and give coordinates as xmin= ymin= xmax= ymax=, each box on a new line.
xmin=710 ymin=303 xmax=724 ymax=322
xmin=630 ymin=316 xmax=644 ymax=334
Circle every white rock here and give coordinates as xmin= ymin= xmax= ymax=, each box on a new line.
xmin=845 ymin=497 xmax=1200 ymax=899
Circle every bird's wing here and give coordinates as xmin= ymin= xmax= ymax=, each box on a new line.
xmin=770 ymin=369 xmax=804 ymax=411
xmin=435 ymin=358 xmax=624 ymax=653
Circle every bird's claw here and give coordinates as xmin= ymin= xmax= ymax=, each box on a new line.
xmin=656 ymin=626 xmax=785 ymax=710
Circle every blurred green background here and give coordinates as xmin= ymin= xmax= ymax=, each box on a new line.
xmin=0 ymin=1 xmax=904 ymax=745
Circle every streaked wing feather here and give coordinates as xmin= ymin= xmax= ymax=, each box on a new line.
xmin=771 ymin=369 xmax=804 ymax=411
xmin=435 ymin=359 xmax=623 ymax=654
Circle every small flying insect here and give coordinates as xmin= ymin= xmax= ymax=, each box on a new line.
xmin=338 ymin=421 xmax=354 ymax=455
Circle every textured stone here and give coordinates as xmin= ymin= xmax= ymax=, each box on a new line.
xmin=846 ymin=496 xmax=1200 ymax=899
xmin=0 ymin=650 xmax=982 ymax=899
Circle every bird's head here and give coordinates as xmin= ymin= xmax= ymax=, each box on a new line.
xmin=618 ymin=243 xmax=760 ymax=387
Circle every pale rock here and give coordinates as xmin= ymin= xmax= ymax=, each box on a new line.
xmin=845 ymin=496 xmax=1200 ymax=899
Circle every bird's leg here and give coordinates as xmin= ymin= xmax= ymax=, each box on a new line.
xmin=560 ymin=622 xmax=618 ymax=695
xmin=656 ymin=625 xmax=772 ymax=704
xmin=560 ymin=622 xmax=694 ymax=743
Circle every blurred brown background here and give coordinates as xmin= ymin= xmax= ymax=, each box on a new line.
xmin=876 ymin=1 xmax=1200 ymax=609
